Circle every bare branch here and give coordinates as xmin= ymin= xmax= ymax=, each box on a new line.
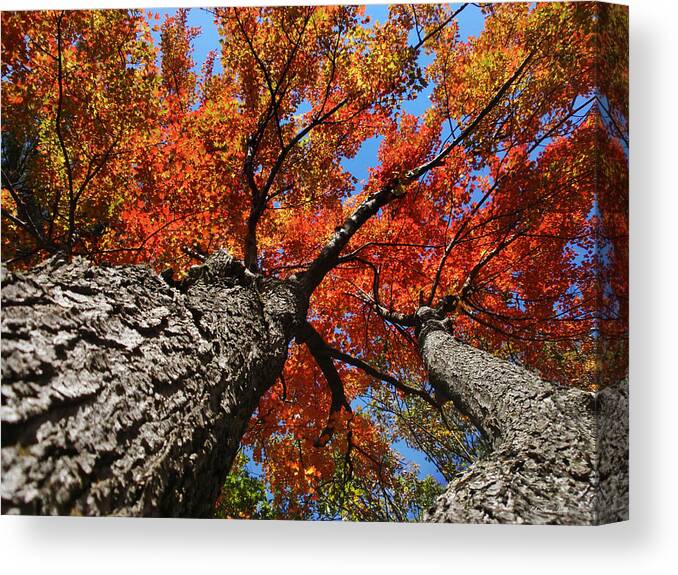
xmin=411 ymin=3 xmax=470 ymax=52
xmin=406 ymin=48 xmax=536 ymax=181
xmin=54 ymin=13 xmax=76 ymax=253
xmin=325 ymin=345 xmax=437 ymax=408
xmin=297 ymin=322 xmax=352 ymax=448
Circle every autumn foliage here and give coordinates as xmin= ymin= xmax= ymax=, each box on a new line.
xmin=1 ymin=3 xmax=628 ymax=520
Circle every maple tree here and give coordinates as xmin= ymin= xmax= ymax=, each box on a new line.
xmin=1 ymin=3 xmax=628 ymax=520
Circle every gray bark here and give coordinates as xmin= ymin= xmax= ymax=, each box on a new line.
xmin=1 ymin=255 xmax=628 ymax=523
xmin=1 ymin=251 xmax=304 ymax=516
xmin=419 ymin=314 xmax=628 ymax=525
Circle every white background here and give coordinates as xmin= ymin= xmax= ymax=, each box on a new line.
xmin=1 ymin=0 xmax=676 ymax=573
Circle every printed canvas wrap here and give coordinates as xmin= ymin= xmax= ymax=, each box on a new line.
xmin=1 ymin=2 xmax=628 ymax=524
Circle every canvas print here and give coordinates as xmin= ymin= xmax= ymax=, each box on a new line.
xmin=1 ymin=2 xmax=628 ymax=523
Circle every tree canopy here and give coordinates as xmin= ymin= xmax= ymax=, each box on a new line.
xmin=1 ymin=3 xmax=628 ymax=520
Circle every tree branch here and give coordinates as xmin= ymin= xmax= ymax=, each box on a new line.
xmin=297 ymin=322 xmax=352 ymax=448
xmin=407 ymin=48 xmax=536 ymax=180
xmin=300 ymin=50 xmax=537 ymax=296
xmin=325 ymin=345 xmax=437 ymax=408
xmin=54 ymin=13 xmax=76 ymax=254
xmin=410 ymin=3 xmax=470 ymax=52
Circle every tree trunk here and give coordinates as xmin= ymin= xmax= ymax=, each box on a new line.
xmin=418 ymin=314 xmax=628 ymax=524
xmin=1 ymin=251 xmax=304 ymax=516
xmin=2 ymin=257 xmax=628 ymax=522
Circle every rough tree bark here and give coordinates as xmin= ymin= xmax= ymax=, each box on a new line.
xmin=1 ymin=251 xmax=305 ymax=516
xmin=2 ymin=258 xmax=628 ymax=523
xmin=417 ymin=310 xmax=628 ymax=524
